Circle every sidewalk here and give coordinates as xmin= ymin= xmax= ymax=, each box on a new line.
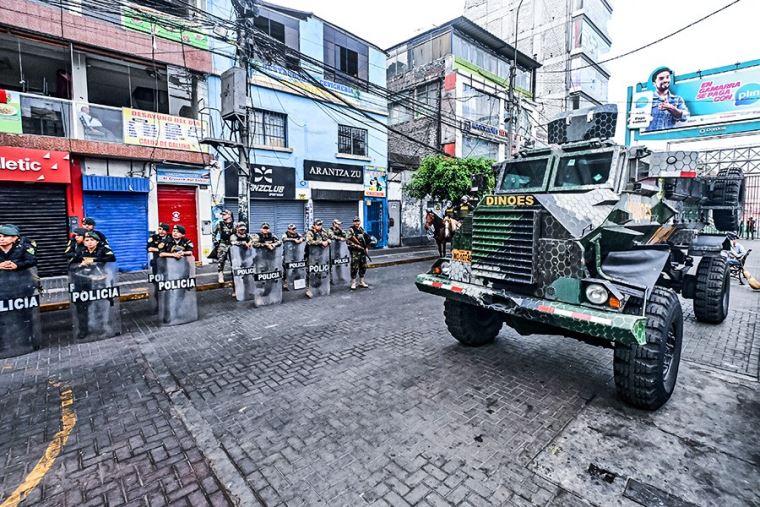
xmin=38 ymin=243 xmax=439 ymax=310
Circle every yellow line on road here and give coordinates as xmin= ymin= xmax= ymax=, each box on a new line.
xmin=0 ymin=381 xmax=77 ymax=507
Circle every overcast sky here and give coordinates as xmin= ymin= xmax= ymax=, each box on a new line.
xmin=272 ymin=0 xmax=757 ymax=147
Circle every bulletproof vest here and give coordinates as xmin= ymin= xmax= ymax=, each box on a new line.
xmin=285 ymin=231 xmax=301 ymax=239
xmin=167 ymin=239 xmax=192 ymax=252
xmin=332 ymin=228 xmax=345 ymax=238
xmin=218 ymin=221 xmax=235 ymax=242
xmin=311 ymin=229 xmax=329 ymax=241
xmin=258 ymin=232 xmax=276 ymax=243
xmin=350 ymin=226 xmax=368 ymax=246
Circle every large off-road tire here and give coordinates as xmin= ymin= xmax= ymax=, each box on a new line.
xmin=443 ymin=299 xmax=501 ymax=347
xmin=712 ymin=166 xmax=744 ymax=232
xmin=613 ymin=287 xmax=683 ymax=410
xmin=693 ymin=255 xmax=730 ymax=324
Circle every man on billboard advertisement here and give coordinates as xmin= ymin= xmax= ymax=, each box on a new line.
xmin=646 ymin=67 xmax=690 ymax=131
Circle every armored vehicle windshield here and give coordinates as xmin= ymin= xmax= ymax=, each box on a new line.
xmin=499 ymin=158 xmax=550 ymax=193
xmin=553 ymin=150 xmax=614 ymax=189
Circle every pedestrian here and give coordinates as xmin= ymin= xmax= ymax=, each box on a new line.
xmin=230 ymin=222 xmax=253 ymax=248
xmin=252 ymin=222 xmax=282 ymax=250
xmin=147 ymin=223 xmax=170 ymax=273
xmin=749 ymin=216 xmax=756 ymax=241
xmin=211 ymin=209 xmax=235 ymax=283
xmin=739 ymin=219 xmax=745 ymax=239
xmin=81 ymin=217 xmax=108 ymax=244
xmin=159 ymin=225 xmax=194 ymax=258
xmin=70 ymin=232 xmax=116 ymax=265
xmin=305 ymin=219 xmax=331 ymax=299
xmin=346 ymin=216 xmax=370 ymax=290
xmin=64 ymin=227 xmax=87 ymax=262
xmin=281 ymin=224 xmax=304 ymax=291
xmin=0 ymin=224 xmax=37 ymax=272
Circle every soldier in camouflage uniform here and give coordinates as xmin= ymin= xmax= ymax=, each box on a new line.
xmin=304 ymin=219 xmax=331 ymax=299
xmin=230 ymin=222 xmax=253 ymax=248
xmin=327 ymin=219 xmax=347 ymax=242
xmin=346 ymin=216 xmax=370 ymax=290
xmin=281 ymin=224 xmax=304 ymax=291
xmin=252 ymin=223 xmax=282 ymax=250
xmin=212 ymin=209 xmax=235 ymax=283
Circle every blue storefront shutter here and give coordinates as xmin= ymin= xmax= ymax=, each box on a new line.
xmin=83 ymin=176 xmax=150 ymax=272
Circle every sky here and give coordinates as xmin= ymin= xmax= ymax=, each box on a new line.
xmin=270 ymin=0 xmax=758 ymax=148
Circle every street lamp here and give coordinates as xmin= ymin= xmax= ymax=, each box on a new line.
xmin=506 ymin=0 xmax=524 ymax=159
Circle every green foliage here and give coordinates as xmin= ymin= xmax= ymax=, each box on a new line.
xmin=404 ymin=155 xmax=496 ymax=203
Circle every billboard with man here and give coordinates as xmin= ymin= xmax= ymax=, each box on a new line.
xmin=627 ymin=59 xmax=760 ymax=142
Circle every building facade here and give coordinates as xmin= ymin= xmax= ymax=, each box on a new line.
xmin=465 ymin=0 xmax=613 ymax=122
xmin=206 ymin=1 xmax=390 ymax=246
xmin=386 ymin=17 xmax=540 ymax=244
xmin=0 ymin=0 xmax=217 ymax=275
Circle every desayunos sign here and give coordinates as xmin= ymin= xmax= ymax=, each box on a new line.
xmin=628 ymin=60 xmax=760 ymax=141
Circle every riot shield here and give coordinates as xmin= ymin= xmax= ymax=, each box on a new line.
xmin=68 ymin=262 xmax=121 ymax=341
xmin=156 ymin=256 xmax=198 ymax=326
xmin=0 ymin=267 xmax=41 ymax=358
xmin=230 ymin=245 xmax=257 ymax=302
xmin=307 ymin=245 xmax=331 ymax=297
xmin=283 ymin=241 xmax=306 ymax=291
xmin=148 ymin=252 xmax=160 ymax=312
xmin=330 ymin=240 xmax=351 ymax=288
xmin=253 ymin=246 xmax=283 ymax=307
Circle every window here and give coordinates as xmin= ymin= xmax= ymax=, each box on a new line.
xmin=252 ymin=109 xmax=287 ymax=147
xmin=338 ymin=125 xmax=367 ymax=156
xmin=388 ymin=102 xmax=412 ymax=125
xmin=324 ymin=25 xmax=368 ymax=88
xmin=0 ymin=33 xmax=71 ymax=98
xmin=86 ymin=54 xmax=169 ymax=113
xmin=554 ymin=151 xmax=614 ymax=188
xmin=253 ymin=13 xmax=300 ymax=70
xmin=462 ymin=135 xmax=498 ymax=160
xmin=339 ymin=47 xmax=359 ymax=77
xmin=500 ymin=158 xmax=549 ymax=192
xmin=461 ymin=84 xmax=500 ymax=125
xmin=415 ymin=82 xmax=439 ymax=119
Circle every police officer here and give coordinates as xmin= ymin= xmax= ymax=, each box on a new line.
xmin=65 ymin=228 xmax=87 ymax=262
xmin=159 ymin=225 xmax=194 ymax=258
xmin=252 ymin=223 xmax=282 ymax=250
xmin=230 ymin=222 xmax=253 ymax=248
xmin=82 ymin=217 xmax=108 ymax=244
xmin=346 ymin=216 xmax=370 ymax=290
xmin=212 ymin=209 xmax=235 ymax=283
xmin=147 ymin=223 xmax=170 ymax=272
xmin=328 ymin=219 xmax=347 ymax=241
xmin=0 ymin=224 xmax=37 ymax=272
xmin=71 ymin=232 xmax=116 ymax=265
xmin=281 ymin=224 xmax=304 ymax=291
xmin=455 ymin=195 xmax=473 ymax=219
xmin=304 ymin=219 xmax=331 ymax=299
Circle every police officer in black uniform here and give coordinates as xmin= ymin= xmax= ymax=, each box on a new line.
xmin=82 ymin=217 xmax=108 ymax=244
xmin=65 ymin=228 xmax=87 ymax=262
xmin=159 ymin=225 xmax=195 ymax=258
xmin=0 ymin=224 xmax=37 ymax=272
xmin=147 ymin=223 xmax=170 ymax=272
xmin=71 ymin=232 xmax=116 ymax=265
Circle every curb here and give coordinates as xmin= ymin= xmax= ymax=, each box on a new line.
xmin=40 ymin=255 xmax=437 ymax=313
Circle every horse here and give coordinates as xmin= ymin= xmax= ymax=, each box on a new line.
xmin=425 ymin=210 xmax=459 ymax=257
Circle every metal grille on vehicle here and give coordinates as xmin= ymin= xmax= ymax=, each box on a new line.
xmin=471 ymin=208 xmax=536 ymax=284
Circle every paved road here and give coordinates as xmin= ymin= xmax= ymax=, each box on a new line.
xmin=0 ymin=251 xmax=759 ymax=506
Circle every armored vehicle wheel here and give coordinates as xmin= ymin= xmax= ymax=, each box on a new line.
xmin=613 ymin=287 xmax=683 ymax=410
xmin=443 ymin=299 xmax=501 ymax=347
xmin=712 ymin=167 xmax=744 ymax=232
xmin=693 ymin=255 xmax=730 ymax=324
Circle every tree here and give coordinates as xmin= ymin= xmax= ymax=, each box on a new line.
xmin=404 ymin=155 xmax=496 ymax=204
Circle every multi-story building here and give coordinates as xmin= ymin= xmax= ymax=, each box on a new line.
xmin=465 ymin=0 xmax=613 ymax=121
xmin=0 ymin=0 xmax=217 ymax=275
xmin=385 ymin=16 xmax=540 ymax=244
xmin=206 ymin=1 xmax=390 ymax=246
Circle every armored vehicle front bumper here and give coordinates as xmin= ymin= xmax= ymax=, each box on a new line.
xmin=416 ymin=273 xmax=646 ymax=346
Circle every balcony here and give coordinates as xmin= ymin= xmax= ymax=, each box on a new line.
xmin=0 ymin=91 xmax=208 ymax=154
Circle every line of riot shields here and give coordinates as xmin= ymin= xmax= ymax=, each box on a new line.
xmin=0 ymin=241 xmax=356 ymax=358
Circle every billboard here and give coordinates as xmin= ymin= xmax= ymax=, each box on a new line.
xmin=627 ymin=59 xmax=760 ymax=142
xmin=123 ymin=108 xmax=206 ymax=152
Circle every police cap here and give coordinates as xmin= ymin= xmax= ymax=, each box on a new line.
xmin=0 ymin=224 xmax=20 ymax=236
xmin=73 ymin=227 xmax=87 ymax=236
xmin=83 ymin=231 xmax=100 ymax=240
xmin=82 ymin=217 xmax=96 ymax=226
xmin=314 ymin=219 xmax=323 ymax=226
xmin=287 ymin=224 xmax=297 ymax=230
xmin=261 ymin=222 xmax=270 ymax=229
xmin=159 ymin=223 xmax=170 ymax=232
xmin=173 ymin=225 xmax=186 ymax=234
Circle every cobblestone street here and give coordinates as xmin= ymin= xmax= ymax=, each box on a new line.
xmin=1 ymin=251 xmax=759 ymax=507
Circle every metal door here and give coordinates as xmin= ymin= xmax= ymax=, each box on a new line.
xmin=84 ymin=191 xmax=149 ymax=271
xmin=388 ymin=200 xmax=401 ymax=247
xmin=312 ymin=201 xmax=358 ymax=229
xmin=363 ymin=198 xmax=386 ymax=248
xmin=250 ymin=200 xmax=305 ymax=237
xmin=157 ymin=185 xmax=199 ymax=258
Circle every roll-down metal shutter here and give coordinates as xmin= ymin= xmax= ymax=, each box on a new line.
xmin=84 ymin=189 xmax=149 ymax=272
xmin=312 ymin=201 xmax=358 ymax=229
xmin=250 ymin=200 xmax=305 ymax=237
xmin=0 ymin=183 xmax=69 ymax=276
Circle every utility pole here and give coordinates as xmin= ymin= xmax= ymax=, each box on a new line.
xmin=506 ymin=0 xmax=525 ymax=160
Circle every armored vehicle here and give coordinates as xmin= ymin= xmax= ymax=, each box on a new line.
xmin=416 ymin=105 xmax=744 ymax=410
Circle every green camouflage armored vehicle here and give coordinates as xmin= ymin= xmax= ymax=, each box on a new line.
xmin=416 ymin=104 xmax=744 ymax=410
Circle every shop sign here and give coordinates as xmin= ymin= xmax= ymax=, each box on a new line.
xmin=0 ymin=90 xmax=22 ymax=134
xmin=157 ymin=166 xmax=210 ymax=186
xmin=121 ymin=5 xmax=209 ymax=50
xmin=249 ymin=164 xmax=295 ymax=199
xmin=123 ymin=109 xmax=207 ymax=152
xmin=364 ymin=166 xmax=387 ymax=197
xmin=0 ymin=146 xmax=71 ymax=184
xmin=463 ymin=119 xmax=508 ymax=142
xmin=304 ymin=160 xmax=363 ymax=184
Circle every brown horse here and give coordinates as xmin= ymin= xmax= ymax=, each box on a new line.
xmin=425 ymin=211 xmax=459 ymax=257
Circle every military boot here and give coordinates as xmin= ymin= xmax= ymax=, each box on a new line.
xmin=350 ymin=278 xmax=357 ymax=290
xmin=217 ymin=272 xmax=225 ymax=284
xmin=359 ymin=277 xmax=369 ymax=288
